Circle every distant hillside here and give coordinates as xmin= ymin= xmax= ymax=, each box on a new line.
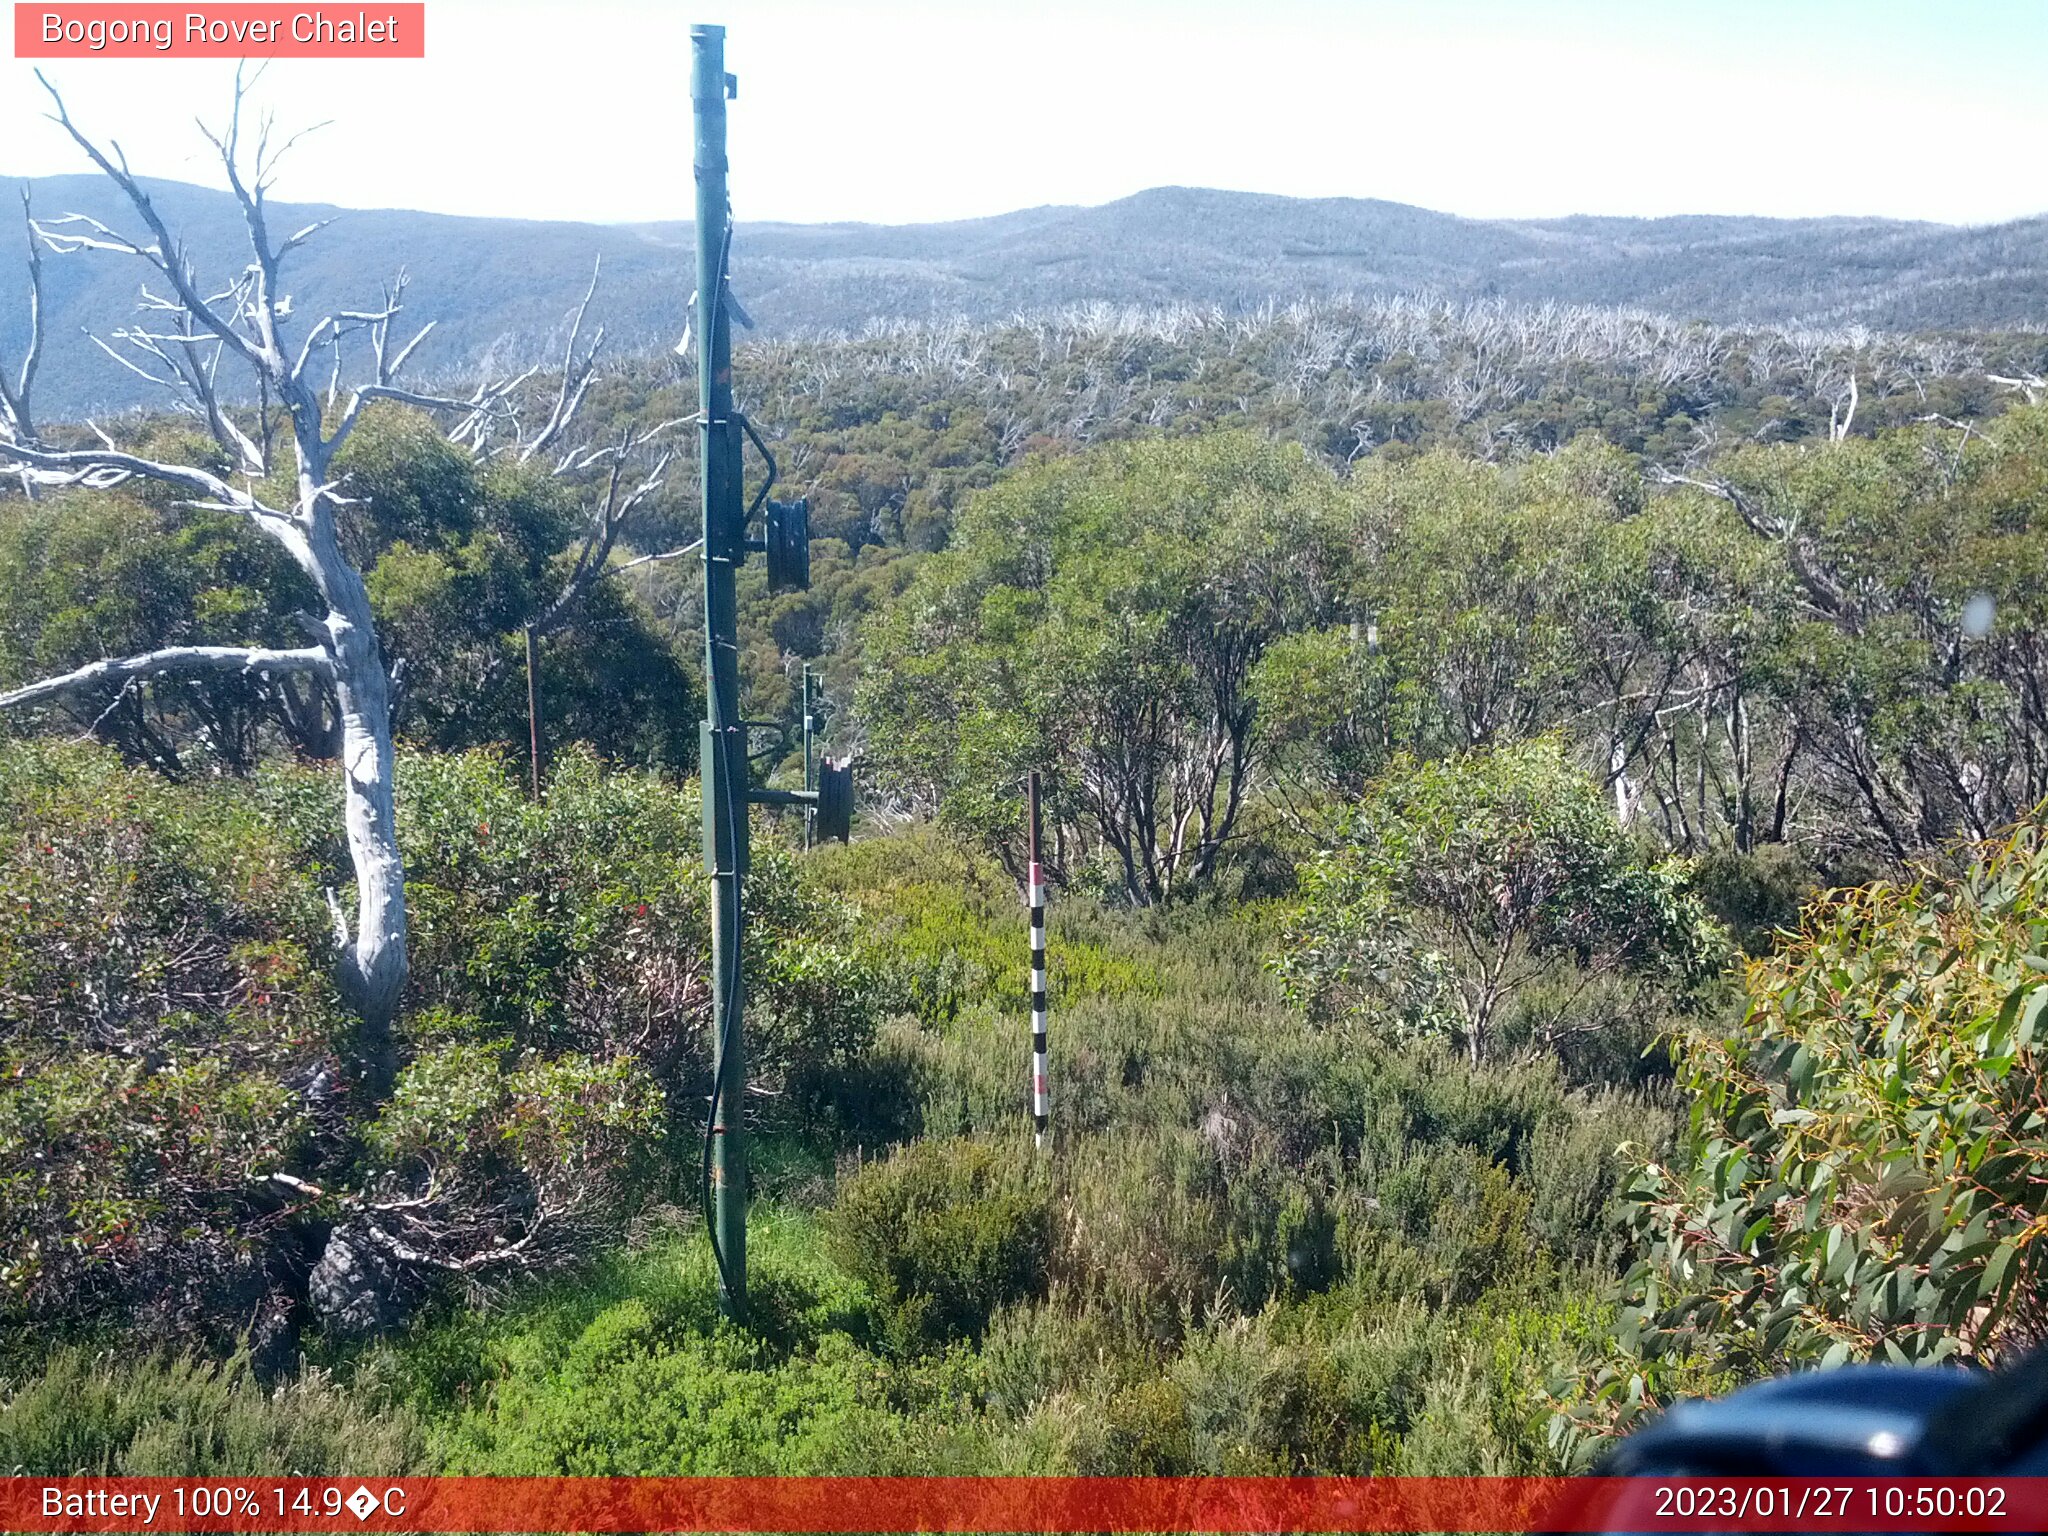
xmin=2 ymin=175 xmax=2043 ymax=416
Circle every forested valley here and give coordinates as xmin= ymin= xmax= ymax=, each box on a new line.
xmin=5 ymin=152 xmax=2048 ymax=1476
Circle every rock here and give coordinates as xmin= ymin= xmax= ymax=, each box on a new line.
xmin=307 ymin=1223 xmax=412 ymax=1339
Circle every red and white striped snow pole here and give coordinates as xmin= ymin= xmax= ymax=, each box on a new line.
xmin=1027 ymin=770 xmax=1049 ymax=1149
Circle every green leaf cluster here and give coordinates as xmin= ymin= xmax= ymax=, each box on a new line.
xmin=1557 ymin=817 xmax=2048 ymax=1458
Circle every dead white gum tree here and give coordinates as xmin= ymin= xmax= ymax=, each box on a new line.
xmin=0 ymin=71 xmax=552 ymax=1095
xmin=0 ymin=73 xmax=699 ymax=1094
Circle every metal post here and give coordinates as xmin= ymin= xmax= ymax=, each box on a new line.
xmin=1027 ymin=771 xmax=1048 ymax=1148
xmin=694 ymin=21 xmax=747 ymax=1320
xmin=802 ymin=666 xmax=816 ymax=851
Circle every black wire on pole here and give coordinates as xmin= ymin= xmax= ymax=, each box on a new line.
xmin=699 ymin=214 xmax=745 ymax=1316
xmin=700 ymin=754 xmax=746 ymax=1313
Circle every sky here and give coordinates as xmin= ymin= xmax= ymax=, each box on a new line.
xmin=2 ymin=0 xmax=2044 ymax=228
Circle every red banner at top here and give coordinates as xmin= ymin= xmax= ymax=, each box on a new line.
xmin=14 ymin=4 xmax=424 ymax=57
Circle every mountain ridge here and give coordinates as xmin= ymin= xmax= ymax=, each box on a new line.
xmin=2 ymin=174 xmax=2043 ymax=416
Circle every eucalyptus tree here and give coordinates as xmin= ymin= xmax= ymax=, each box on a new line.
xmin=1659 ymin=407 xmax=2048 ymax=862
xmin=1277 ymin=738 xmax=1725 ymax=1066
xmin=1257 ymin=439 xmax=1775 ymax=853
xmin=861 ymin=431 xmax=1348 ymax=904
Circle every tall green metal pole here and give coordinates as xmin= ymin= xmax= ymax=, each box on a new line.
xmin=693 ymin=21 xmax=747 ymax=1320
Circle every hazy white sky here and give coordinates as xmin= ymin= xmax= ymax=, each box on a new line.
xmin=3 ymin=0 xmax=2044 ymax=227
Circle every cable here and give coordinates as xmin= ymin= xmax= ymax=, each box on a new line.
xmin=699 ymin=741 xmax=746 ymax=1316
xmin=698 ymin=213 xmax=746 ymax=1319
xmin=696 ymin=209 xmax=790 ymax=1320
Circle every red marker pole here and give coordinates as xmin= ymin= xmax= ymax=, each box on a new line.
xmin=1027 ymin=771 xmax=1048 ymax=1148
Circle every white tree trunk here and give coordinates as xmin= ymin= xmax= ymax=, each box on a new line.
xmin=318 ymin=534 xmax=409 ymax=1089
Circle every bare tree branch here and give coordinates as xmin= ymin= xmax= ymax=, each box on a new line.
xmin=528 ymin=420 xmax=683 ymax=638
xmin=35 ymin=70 xmax=271 ymax=375
xmin=10 ymin=74 xmax=418 ymax=1087
xmin=194 ymin=64 xmax=293 ymax=377
xmin=0 ymin=644 xmax=333 ymax=711
xmin=519 ymin=256 xmax=605 ymax=465
xmin=1650 ymin=464 xmax=1849 ymax=619
xmin=609 ymin=538 xmax=703 ymax=576
xmin=328 ymin=378 xmax=519 ymax=460
xmin=0 ymin=436 xmax=311 ymax=554
xmin=90 ymin=318 xmax=268 ymax=474
xmin=1988 ymin=372 xmax=2047 ymax=406
xmin=0 ymin=187 xmax=43 ymax=445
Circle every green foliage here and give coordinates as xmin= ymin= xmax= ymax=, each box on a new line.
xmin=1701 ymin=408 xmax=2048 ymax=864
xmin=538 ymin=309 xmax=2032 ymax=821
xmin=0 ymin=1349 xmax=425 ymax=1475
xmin=0 ymin=740 xmax=882 ymax=1349
xmin=848 ymin=406 xmax=2048 ymax=892
xmin=1557 ymin=818 xmax=2048 ymax=1462
xmin=860 ymin=431 xmax=1347 ymax=904
xmin=0 ymin=483 xmax=316 ymax=771
xmin=845 ymin=841 xmax=1675 ymax=1379
xmin=0 ymin=741 xmax=337 ymax=1346
xmin=436 ymin=1322 xmax=921 ymax=1474
xmin=827 ymin=1138 xmax=1052 ymax=1354
xmin=810 ymin=827 xmax=1157 ymax=1029
xmin=355 ymin=1214 xmax=872 ymax=1412
xmin=377 ymin=747 xmax=884 ymax=1122
xmin=1251 ymin=625 xmax=1399 ymax=798
xmin=1689 ymin=844 xmax=1821 ymax=957
xmin=401 ymin=1216 xmax=988 ymax=1475
xmin=18 ymin=356 xmax=2048 ymax=1479
xmin=1278 ymin=739 xmax=1726 ymax=1063
xmin=975 ymin=1285 xmax=1607 ymax=1475
xmin=361 ymin=1041 xmax=665 ymax=1277
xmin=342 ymin=409 xmax=699 ymax=770
xmin=0 ymin=406 xmax=696 ymax=776
xmin=0 ymin=792 xmax=1670 ymax=1475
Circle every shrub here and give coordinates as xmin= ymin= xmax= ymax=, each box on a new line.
xmin=1689 ymin=844 xmax=1820 ymax=957
xmin=827 ymin=1138 xmax=1052 ymax=1353
xmin=433 ymin=1323 xmax=912 ymax=1475
xmin=0 ymin=1349 xmax=424 ymax=1475
xmin=1277 ymin=739 xmax=1726 ymax=1064
xmin=810 ymin=827 xmax=1158 ymax=1033
xmin=0 ymin=741 xmax=887 ymax=1350
xmin=0 ymin=742 xmax=338 ymax=1354
xmin=418 ymin=1219 xmax=991 ymax=1476
xmin=391 ymin=748 xmax=885 ymax=1115
xmin=351 ymin=1042 xmax=665 ymax=1288
xmin=1557 ymin=819 xmax=2048 ymax=1461
xmin=1054 ymin=1128 xmax=1234 ymax=1344
xmin=354 ymin=1213 xmax=876 ymax=1415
